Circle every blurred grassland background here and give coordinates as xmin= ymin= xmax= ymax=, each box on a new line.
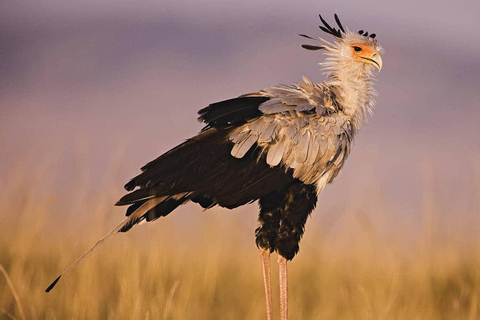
xmin=1 ymin=158 xmax=480 ymax=319
xmin=1 ymin=0 xmax=480 ymax=319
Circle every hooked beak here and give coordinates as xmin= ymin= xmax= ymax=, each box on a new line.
xmin=362 ymin=54 xmax=383 ymax=72
xmin=371 ymin=54 xmax=382 ymax=71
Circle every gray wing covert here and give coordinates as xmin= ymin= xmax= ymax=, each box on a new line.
xmin=229 ymin=78 xmax=352 ymax=186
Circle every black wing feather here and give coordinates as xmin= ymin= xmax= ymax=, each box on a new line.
xmin=120 ymin=129 xmax=296 ymax=209
xmin=117 ymin=95 xmax=298 ymax=228
xmin=197 ymin=96 xmax=269 ymax=130
xmin=144 ymin=195 xmax=189 ymax=222
xmin=125 ymin=201 xmax=145 ymax=216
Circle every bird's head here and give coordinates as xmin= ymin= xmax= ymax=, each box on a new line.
xmin=301 ymin=14 xmax=383 ymax=74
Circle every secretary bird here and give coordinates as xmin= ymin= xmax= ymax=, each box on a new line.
xmin=46 ymin=14 xmax=383 ymax=320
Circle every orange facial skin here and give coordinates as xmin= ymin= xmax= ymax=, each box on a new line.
xmin=350 ymin=43 xmax=382 ymax=70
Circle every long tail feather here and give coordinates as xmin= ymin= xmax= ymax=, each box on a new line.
xmin=45 ymin=197 xmax=165 ymax=293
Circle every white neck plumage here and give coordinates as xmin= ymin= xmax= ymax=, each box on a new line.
xmin=321 ymin=45 xmax=378 ymax=130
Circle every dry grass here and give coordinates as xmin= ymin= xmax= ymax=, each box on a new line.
xmin=1 ymin=160 xmax=480 ymax=320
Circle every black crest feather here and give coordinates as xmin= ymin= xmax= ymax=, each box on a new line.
xmin=299 ymin=34 xmax=324 ymax=51
xmin=299 ymin=34 xmax=317 ymax=40
xmin=301 ymin=14 xmax=378 ymax=51
xmin=318 ymin=14 xmax=344 ymax=38
xmin=358 ymin=30 xmax=378 ymax=40
xmin=301 ymin=44 xmax=324 ymax=51
xmin=334 ymin=14 xmax=346 ymax=33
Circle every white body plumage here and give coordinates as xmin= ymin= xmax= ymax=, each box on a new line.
xmin=229 ymin=31 xmax=383 ymax=193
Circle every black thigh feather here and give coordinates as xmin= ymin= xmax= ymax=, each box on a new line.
xmin=257 ymin=182 xmax=317 ymax=260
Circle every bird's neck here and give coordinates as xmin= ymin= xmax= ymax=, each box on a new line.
xmin=325 ymin=63 xmax=377 ymax=129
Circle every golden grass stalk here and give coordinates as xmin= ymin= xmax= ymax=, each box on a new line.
xmin=1 ymin=153 xmax=479 ymax=319
xmin=0 ymin=264 xmax=26 ymax=320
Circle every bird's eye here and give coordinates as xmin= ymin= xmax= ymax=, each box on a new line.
xmin=353 ymin=46 xmax=362 ymax=52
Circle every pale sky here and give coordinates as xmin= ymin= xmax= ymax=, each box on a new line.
xmin=1 ymin=1 xmax=479 ymax=237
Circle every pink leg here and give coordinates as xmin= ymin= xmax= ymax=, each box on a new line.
xmin=278 ymin=256 xmax=288 ymax=320
xmin=259 ymin=248 xmax=274 ymax=320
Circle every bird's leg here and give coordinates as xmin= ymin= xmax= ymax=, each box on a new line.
xmin=257 ymin=192 xmax=284 ymax=320
xmin=259 ymin=248 xmax=274 ymax=320
xmin=274 ymin=184 xmax=317 ymax=320
xmin=278 ymin=255 xmax=288 ymax=320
